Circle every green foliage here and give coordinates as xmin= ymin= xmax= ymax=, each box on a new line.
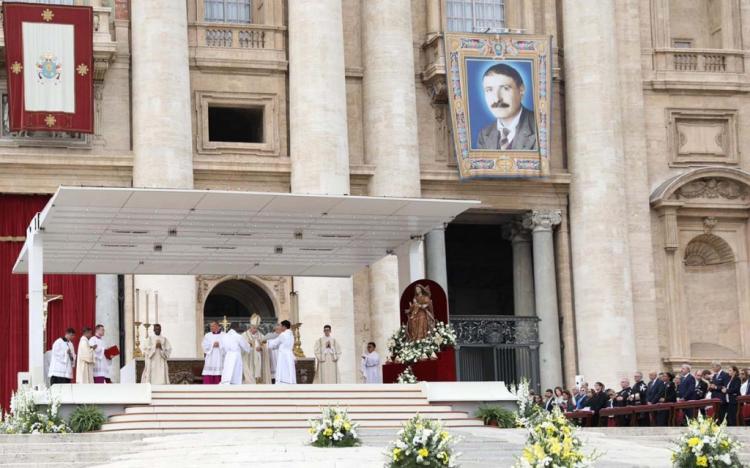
xmin=69 ymin=405 xmax=106 ymax=433
xmin=475 ymin=404 xmax=516 ymax=428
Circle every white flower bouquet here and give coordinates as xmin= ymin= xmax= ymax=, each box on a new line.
xmin=308 ymin=406 xmax=360 ymax=448
xmin=397 ymin=366 xmax=418 ymax=384
xmin=670 ymin=413 xmax=742 ymax=467
xmin=386 ymin=415 xmax=459 ymax=467
xmin=1 ymin=387 xmax=69 ymax=434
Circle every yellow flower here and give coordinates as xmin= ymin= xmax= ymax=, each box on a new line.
xmin=549 ymin=437 xmax=562 ymax=456
xmin=323 ymin=428 xmax=333 ymax=437
xmin=533 ymin=443 xmax=546 ymax=459
xmin=392 ymin=448 xmax=402 ymax=460
xmin=687 ymin=437 xmax=701 ymax=448
xmin=343 ymin=422 xmax=351 ymax=431
xmin=308 ymin=427 xmax=316 ymax=434
xmin=721 ymin=440 xmax=730 ymax=449
xmin=417 ymin=448 xmax=429 ymax=458
xmin=522 ymin=447 xmax=535 ymax=463
xmin=437 ymin=452 xmax=448 ymax=461
xmin=440 ymin=431 xmax=450 ymax=441
xmin=696 ymin=455 xmax=708 ymax=467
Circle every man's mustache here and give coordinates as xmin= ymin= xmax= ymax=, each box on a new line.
xmin=491 ymin=101 xmax=510 ymax=109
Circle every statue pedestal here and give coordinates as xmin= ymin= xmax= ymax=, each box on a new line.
xmin=382 ymin=348 xmax=456 ymax=383
xmin=295 ymin=357 xmax=316 ymax=384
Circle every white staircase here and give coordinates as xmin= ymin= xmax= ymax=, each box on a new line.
xmin=100 ymin=384 xmax=484 ymax=432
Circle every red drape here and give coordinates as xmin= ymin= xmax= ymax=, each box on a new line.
xmin=0 ymin=195 xmax=96 ymax=408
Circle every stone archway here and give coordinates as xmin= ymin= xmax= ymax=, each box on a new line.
xmin=651 ymin=167 xmax=750 ymax=365
xmin=201 ymin=278 xmax=278 ymax=334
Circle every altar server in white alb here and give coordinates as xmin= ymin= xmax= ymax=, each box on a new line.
xmin=264 ymin=325 xmax=279 ymax=383
xmin=220 ymin=324 xmax=251 ymax=385
xmin=89 ymin=324 xmax=111 ymax=383
xmin=75 ymin=327 xmax=94 ymax=384
xmin=202 ymin=321 xmax=224 ymax=384
xmin=267 ymin=320 xmax=296 ymax=384
xmin=141 ymin=323 xmax=172 ymax=385
xmin=314 ymin=324 xmax=341 ymax=383
xmin=361 ymin=342 xmax=383 ymax=384
xmin=49 ymin=328 xmax=76 ymax=385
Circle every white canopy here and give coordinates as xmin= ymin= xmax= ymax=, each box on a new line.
xmin=13 ymin=186 xmax=479 ymax=277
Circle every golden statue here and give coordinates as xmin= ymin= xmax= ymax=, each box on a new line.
xmin=406 ymin=284 xmax=436 ymax=342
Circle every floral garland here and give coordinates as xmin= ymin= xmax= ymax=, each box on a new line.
xmin=308 ymin=406 xmax=360 ymax=448
xmin=397 ymin=366 xmax=417 ymax=384
xmin=671 ymin=413 xmax=742 ymax=467
xmin=386 ymin=415 xmax=459 ymax=467
xmin=1 ymin=387 xmax=69 ymax=434
xmin=514 ymin=407 xmax=600 ymax=468
xmin=387 ymin=321 xmax=457 ymax=366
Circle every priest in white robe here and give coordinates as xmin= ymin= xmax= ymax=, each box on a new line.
xmin=89 ymin=324 xmax=111 ymax=383
xmin=49 ymin=328 xmax=76 ymax=384
xmin=361 ymin=342 xmax=382 ymax=384
xmin=242 ymin=314 xmax=271 ymax=384
xmin=220 ymin=325 xmax=251 ymax=385
xmin=264 ymin=327 xmax=279 ymax=383
xmin=141 ymin=324 xmax=172 ymax=385
xmin=267 ymin=320 xmax=296 ymax=384
xmin=75 ymin=327 xmax=94 ymax=384
xmin=202 ymin=321 xmax=224 ymax=384
xmin=314 ymin=324 xmax=341 ymax=384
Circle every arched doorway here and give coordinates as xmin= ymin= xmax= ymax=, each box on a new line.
xmin=203 ymin=279 xmax=276 ymax=334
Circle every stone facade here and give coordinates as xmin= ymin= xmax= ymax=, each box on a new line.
xmin=2 ymin=0 xmax=750 ymax=387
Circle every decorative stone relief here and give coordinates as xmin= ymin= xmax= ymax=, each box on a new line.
xmin=683 ymin=233 xmax=735 ymax=267
xmin=674 ymin=178 xmax=749 ymax=201
xmin=522 ymin=210 xmax=562 ymax=232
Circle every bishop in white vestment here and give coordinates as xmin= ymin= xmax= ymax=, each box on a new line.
xmin=314 ymin=325 xmax=341 ymax=384
xmin=49 ymin=328 xmax=76 ymax=384
xmin=361 ymin=342 xmax=382 ymax=384
xmin=202 ymin=322 xmax=224 ymax=384
xmin=267 ymin=321 xmax=296 ymax=384
xmin=242 ymin=315 xmax=271 ymax=384
xmin=220 ymin=327 xmax=251 ymax=385
xmin=75 ymin=328 xmax=94 ymax=384
xmin=141 ymin=324 xmax=172 ymax=385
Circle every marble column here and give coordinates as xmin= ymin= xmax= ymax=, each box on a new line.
xmin=425 ymin=227 xmax=448 ymax=294
xmin=289 ymin=0 xmax=356 ymax=383
xmin=96 ymin=275 xmax=120 ymax=382
xmin=362 ymin=0 xmax=423 ymax=355
xmin=523 ymin=210 xmax=562 ymax=390
xmin=131 ymin=0 xmax=197 ymax=358
xmin=563 ymin=0 xmax=637 ymax=386
xmin=507 ymin=222 xmax=535 ymax=318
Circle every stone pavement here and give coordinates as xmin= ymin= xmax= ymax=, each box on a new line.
xmin=1 ymin=427 xmax=750 ymax=467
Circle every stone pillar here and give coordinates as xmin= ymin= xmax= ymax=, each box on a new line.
xmin=563 ymin=0 xmax=637 ymax=386
xmin=96 ymin=275 xmax=120 ymax=382
xmin=362 ymin=0 xmax=423 ymax=356
xmin=523 ymin=210 xmax=562 ymax=390
xmin=289 ymin=0 xmax=356 ymax=383
xmin=507 ymin=222 xmax=535 ymax=318
xmin=426 ymin=0 xmax=442 ymax=36
xmin=425 ymin=227 xmax=448 ymax=293
xmin=131 ymin=0 xmax=197 ymax=358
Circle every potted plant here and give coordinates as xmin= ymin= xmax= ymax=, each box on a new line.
xmin=475 ymin=405 xmax=516 ymax=428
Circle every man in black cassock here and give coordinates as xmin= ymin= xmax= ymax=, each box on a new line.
xmin=614 ymin=378 xmax=633 ymax=426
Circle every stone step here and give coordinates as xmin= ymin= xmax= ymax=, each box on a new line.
xmin=124 ymin=404 xmax=455 ymax=414
xmin=108 ymin=411 xmax=472 ymax=423
xmin=148 ymin=398 xmax=429 ymax=406
xmin=100 ymin=419 xmax=484 ymax=431
xmin=151 ymin=391 xmax=424 ymax=399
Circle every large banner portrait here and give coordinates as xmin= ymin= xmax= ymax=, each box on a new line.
xmin=445 ymin=34 xmax=552 ymax=178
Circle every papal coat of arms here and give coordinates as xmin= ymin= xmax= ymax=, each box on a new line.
xmin=36 ymin=52 xmax=62 ymax=83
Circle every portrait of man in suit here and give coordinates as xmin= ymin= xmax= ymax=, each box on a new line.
xmin=469 ymin=61 xmax=538 ymax=151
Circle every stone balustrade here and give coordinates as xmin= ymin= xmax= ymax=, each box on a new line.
xmin=654 ymin=48 xmax=744 ymax=73
xmin=194 ymin=22 xmax=283 ymax=50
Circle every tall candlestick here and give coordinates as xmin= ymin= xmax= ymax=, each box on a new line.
xmin=135 ymin=288 xmax=140 ymax=323
xmin=155 ymin=291 xmax=159 ymax=324
xmin=145 ymin=290 xmax=150 ymax=324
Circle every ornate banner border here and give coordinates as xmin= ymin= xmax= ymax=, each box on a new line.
xmin=445 ymin=33 xmax=552 ymax=179
xmin=3 ymin=3 xmax=94 ymax=133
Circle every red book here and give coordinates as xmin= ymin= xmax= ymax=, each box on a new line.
xmin=104 ymin=345 xmax=120 ymax=360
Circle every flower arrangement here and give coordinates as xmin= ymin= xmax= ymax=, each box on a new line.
xmin=308 ymin=406 xmax=360 ymax=448
xmin=397 ymin=366 xmax=418 ymax=384
xmin=386 ymin=415 xmax=459 ymax=468
xmin=513 ymin=407 xmax=599 ymax=468
xmin=387 ymin=321 xmax=457 ymax=366
xmin=670 ymin=412 xmax=742 ymax=467
xmin=508 ymin=378 xmax=540 ymax=427
xmin=1 ymin=387 xmax=69 ymax=434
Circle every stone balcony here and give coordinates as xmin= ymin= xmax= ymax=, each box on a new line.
xmin=188 ymin=22 xmax=287 ymax=73
xmin=0 ymin=1 xmax=117 ymax=81
xmin=647 ymin=48 xmax=750 ymax=92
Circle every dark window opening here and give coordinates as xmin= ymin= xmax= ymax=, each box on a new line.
xmin=208 ymin=106 xmax=263 ymax=143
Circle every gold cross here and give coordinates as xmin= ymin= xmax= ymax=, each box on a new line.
xmin=219 ymin=315 xmax=231 ymax=333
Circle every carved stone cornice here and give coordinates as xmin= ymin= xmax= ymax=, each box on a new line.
xmin=522 ymin=210 xmax=562 ymax=233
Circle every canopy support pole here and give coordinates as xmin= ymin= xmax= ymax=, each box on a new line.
xmin=27 ymin=215 xmax=45 ymax=388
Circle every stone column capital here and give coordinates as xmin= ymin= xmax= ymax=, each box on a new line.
xmin=522 ymin=210 xmax=562 ymax=232
xmin=502 ymin=219 xmax=531 ymax=243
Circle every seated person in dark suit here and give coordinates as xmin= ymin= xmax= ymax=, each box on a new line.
xmin=476 ymin=63 xmax=537 ymax=151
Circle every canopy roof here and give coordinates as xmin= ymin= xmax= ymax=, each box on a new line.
xmin=13 ymin=187 xmax=478 ymax=277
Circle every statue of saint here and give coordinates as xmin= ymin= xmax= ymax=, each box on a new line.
xmin=406 ymin=284 xmax=436 ymax=342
